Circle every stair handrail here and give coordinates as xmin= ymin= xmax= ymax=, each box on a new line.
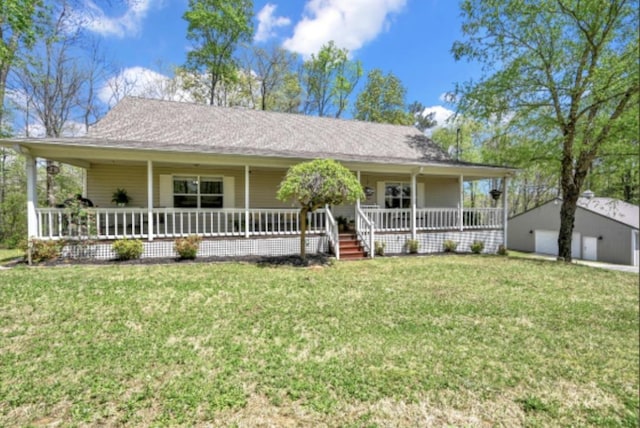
xmin=356 ymin=206 xmax=375 ymax=258
xmin=325 ymin=205 xmax=340 ymax=260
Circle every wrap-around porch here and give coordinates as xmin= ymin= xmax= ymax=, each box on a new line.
xmin=27 ymin=158 xmax=509 ymax=259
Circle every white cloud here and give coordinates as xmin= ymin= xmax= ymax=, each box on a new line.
xmin=255 ymin=3 xmax=291 ymax=42
xmin=77 ymin=0 xmax=155 ymax=38
xmin=99 ymin=67 xmax=192 ymax=107
xmin=282 ymin=0 xmax=406 ymax=57
xmin=423 ymin=105 xmax=455 ymax=127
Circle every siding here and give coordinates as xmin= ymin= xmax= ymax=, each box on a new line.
xmin=424 ymin=177 xmax=459 ymax=207
xmin=87 ymin=164 xmax=245 ymax=208
xmin=508 ymin=200 xmax=635 ymax=265
xmin=88 ymin=165 xmax=462 ymax=211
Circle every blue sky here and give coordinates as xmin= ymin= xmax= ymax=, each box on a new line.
xmin=83 ymin=0 xmax=477 ymax=123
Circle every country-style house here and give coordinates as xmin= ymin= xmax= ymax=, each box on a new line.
xmin=2 ymin=97 xmax=515 ymax=260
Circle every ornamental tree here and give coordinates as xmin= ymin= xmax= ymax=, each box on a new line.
xmin=277 ymin=159 xmax=364 ymax=258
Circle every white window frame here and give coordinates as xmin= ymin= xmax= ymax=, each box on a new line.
xmin=384 ymin=181 xmax=411 ymax=209
xmin=173 ymin=175 xmax=224 ymax=209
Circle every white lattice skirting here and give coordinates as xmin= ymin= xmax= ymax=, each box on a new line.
xmin=376 ymin=230 xmax=504 ymax=255
xmin=62 ymin=236 xmax=330 ymax=260
xmin=59 ymin=231 xmax=503 ymax=260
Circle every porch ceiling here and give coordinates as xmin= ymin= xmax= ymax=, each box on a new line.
xmin=4 ymin=138 xmax=516 ymax=179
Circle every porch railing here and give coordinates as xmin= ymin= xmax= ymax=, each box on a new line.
xmin=416 ymin=208 xmax=459 ymax=231
xmin=363 ymin=207 xmax=503 ymax=232
xmin=462 ymin=208 xmax=503 ymax=229
xmin=356 ymin=206 xmax=375 ymax=258
xmin=35 ymin=207 xmax=327 ymax=240
xmin=34 ymin=206 xmax=503 ymax=240
xmin=362 ymin=208 xmax=412 ymax=232
xmin=325 ymin=205 xmax=339 ymax=260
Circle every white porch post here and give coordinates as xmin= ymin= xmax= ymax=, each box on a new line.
xmin=147 ymin=160 xmax=154 ymax=241
xmin=245 ymin=165 xmax=250 ymax=238
xmin=503 ymin=176 xmax=509 ymax=248
xmin=458 ymin=174 xmax=464 ymax=231
xmin=411 ymin=173 xmax=417 ymax=240
xmin=25 ymin=154 xmax=38 ymax=239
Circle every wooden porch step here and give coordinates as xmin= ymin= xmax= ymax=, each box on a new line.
xmin=338 ymin=233 xmax=367 ymax=260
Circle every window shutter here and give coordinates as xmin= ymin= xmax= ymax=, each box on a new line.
xmin=159 ymin=174 xmax=173 ymax=207
xmin=417 ymin=183 xmax=425 ymax=208
xmin=223 ymin=176 xmax=235 ymax=208
xmin=377 ymin=182 xmax=385 ymax=207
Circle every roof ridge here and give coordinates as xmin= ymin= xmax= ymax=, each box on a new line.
xmin=119 ymin=96 xmax=425 ymax=132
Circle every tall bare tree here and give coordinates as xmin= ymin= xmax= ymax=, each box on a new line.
xmin=12 ymin=2 xmax=106 ymax=205
xmin=242 ymin=44 xmax=299 ymax=111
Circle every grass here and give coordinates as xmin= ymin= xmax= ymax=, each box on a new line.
xmin=0 ymin=255 xmax=638 ymax=426
xmin=0 ymin=248 xmax=23 ymax=265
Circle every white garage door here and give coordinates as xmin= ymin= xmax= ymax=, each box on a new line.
xmin=535 ymin=230 xmax=581 ymax=258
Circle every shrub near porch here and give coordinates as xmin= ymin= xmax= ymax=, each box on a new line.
xmin=0 ymin=256 xmax=637 ymax=426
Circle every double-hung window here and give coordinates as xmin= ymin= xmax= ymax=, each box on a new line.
xmin=385 ymin=182 xmax=411 ymax=208
xmin=173 ymin=176 xmax=223 ymax=208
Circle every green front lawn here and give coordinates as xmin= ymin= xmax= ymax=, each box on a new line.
xmin=0 ymin=248 xmax=23 ymax=265
xmin=0 ymin=256 xmax=637 ymax=426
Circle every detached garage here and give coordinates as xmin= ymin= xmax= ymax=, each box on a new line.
xmin=508 ymin=193 xmax=639 ymax=266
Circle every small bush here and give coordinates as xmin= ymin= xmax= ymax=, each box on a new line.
xmin=25 ymin=239 xmax=64 ymax=263
xmin=374 ymin=241 xmax=386 ymax=256
xmin=470 ymin=240 xmax=485 ymax=254
xmin=407 ymin=239 xmax=419 ymax=254
xmin=443 ymin=239 xmax=458 ymax=253
xmin=174 ymin=235 xmax=202 ymax=260
xmin=497 ymin=244 xmax=509 ymax=256
xmin=112 ymin=239 xmax=144 ymax=260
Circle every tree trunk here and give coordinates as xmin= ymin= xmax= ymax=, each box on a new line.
xmin=299 ymin=207 xmax=308 ymax=259
xmin=558 ymin=143 xmax=587 ymax=262
xmin=558 ymin=196 xmax=579 ymax=262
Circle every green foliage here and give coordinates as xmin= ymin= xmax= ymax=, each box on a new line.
xmin=277 ymin=159 xmax=364 ymax=211
xmin=278 ymin=159 xmax=363 ymax=258
xmin=112 ymin=239 xmax=144 ymax=261
xmin=0 ymin=0 xmax=42 ymax=125
xmin=470 ymin=240 xmax=485 ymax=254
xmin=497 ymin=244 xmax=509 ymax=256
xmin=111 ymin=188 xmax=130 ymax=205
xmin=302 ymin=41 xmax=362 ymax=118
xmin=63 ymin=198 xmax=97 ymax=238
xmin=443 ymin=239 xmax=458 ymax=253
xmin=454 ymin=0 xmax=639 ymax=261
xmin=174 ymin=235 xmax=202 ymax=260
xmin=374 ymin=241 xmax=386 ymax=256
xmin=0 ymin=190 xmax=27 ymax=248
xmin=354 ymin=69 xmax=413 ymax=125
xmin=25 ymin=239 xmax=63 ymax=262
xmin=407 ymin=101 xmax=436 ymax=132
xmin=183 ymin=0 xmax=253 ymax=105
xmin=406 ymin=239 xmax=419 ymax=254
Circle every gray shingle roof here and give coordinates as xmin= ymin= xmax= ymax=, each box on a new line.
xmin=578 ymin=197 xmax=639 ymax=229
xmin=86 ymin=97 xmax=454 ymax=165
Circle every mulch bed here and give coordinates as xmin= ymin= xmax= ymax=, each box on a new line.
xmin=8 ymin=253 xmax=334 ymax=268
